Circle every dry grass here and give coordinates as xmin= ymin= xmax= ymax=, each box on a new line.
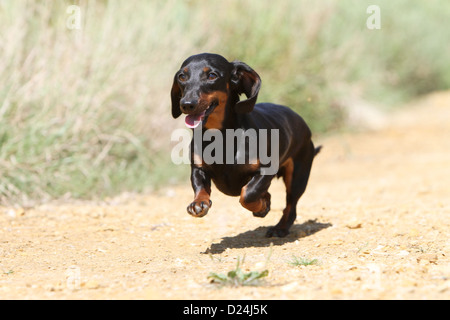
xmin=0 ymin=0 xmax=449 ymax=204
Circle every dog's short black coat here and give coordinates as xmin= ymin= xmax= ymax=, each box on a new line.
xmin=171 ymin=53 xmax=321 ymax=237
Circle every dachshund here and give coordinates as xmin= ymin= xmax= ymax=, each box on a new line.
xmin=171 ymin=53 xmax=320 ymax=237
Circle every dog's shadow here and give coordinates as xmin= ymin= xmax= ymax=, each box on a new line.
xmin=204 ymin=219 xmax=332 ymax=254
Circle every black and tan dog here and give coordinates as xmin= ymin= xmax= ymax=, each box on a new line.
xmin=171 ymin=53 xmax=320 ymax=237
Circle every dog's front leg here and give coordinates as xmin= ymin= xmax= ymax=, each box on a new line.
xmin=187 ymin=166 xmax=212 ymax=217
xmin=239 ymin=174 xmax=274 ymax=218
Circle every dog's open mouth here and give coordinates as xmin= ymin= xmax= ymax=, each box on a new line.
xmin=184 ymin=101 xmax=218 ymax=129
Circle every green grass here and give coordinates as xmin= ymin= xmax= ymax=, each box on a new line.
xmin=0 ymin=0 xmax=449 ymax=203
xmin=2 ymin=269 xmax=14 ymax=275
xmin=208 ymin=255 xmax=269 ymax=287
xmin=288 ymin=256 xmax=320 ymax=267
xmin=208 ymin=244 xmax=273 ymax=287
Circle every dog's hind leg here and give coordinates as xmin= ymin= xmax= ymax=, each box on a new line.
xmin=266 ymin=141 xmax=315 ymax=237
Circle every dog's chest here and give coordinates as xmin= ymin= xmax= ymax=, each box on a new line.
xmin=205 ymin=163 xmax=255 ymax=196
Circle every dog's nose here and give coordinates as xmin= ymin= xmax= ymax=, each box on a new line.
xmin=180 ymin=100 xmax=196 ymax=113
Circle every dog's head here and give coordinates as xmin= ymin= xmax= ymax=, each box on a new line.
xmin=171 ymin=53 xmax=261 ymax=129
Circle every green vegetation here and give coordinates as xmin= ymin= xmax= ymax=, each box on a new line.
xmin=209 ymin=243 xmax=272 ymax=287
xmin=208 ymin=255 xmax=269 ymax=287
xmin=1 ymin=0 xmax=449 ymax=203
xmin=288 ymin=256 xmax=320 ymax=267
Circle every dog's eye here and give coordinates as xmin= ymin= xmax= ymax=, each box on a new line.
xmin=178 ymin=74 xmax=187 ymax=82
xmin=207 ymin=72 xmax=218 ymax=81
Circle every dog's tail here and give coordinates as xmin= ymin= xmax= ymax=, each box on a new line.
xmin=314 ymin=145 xmax=322 ymax=157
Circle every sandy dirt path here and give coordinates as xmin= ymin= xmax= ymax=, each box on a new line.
xmin=1 ymin=92 xmax=449 ymax=299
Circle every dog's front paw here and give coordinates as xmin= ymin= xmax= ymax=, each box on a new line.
xmin=251 ymin=193 xmax=271 ymax=218
xmin=252 ymin=202 xmax=270 ymax=218
xmin=187 ymin=199 xmax=212 ymax=217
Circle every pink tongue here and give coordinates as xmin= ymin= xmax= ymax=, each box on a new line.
xmin=185 ymin=111 xmax=205 ymax=129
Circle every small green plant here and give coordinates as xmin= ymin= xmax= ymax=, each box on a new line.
xmin=356 ymin=242 xmax=370 ymax=254
xmin=208 ymin=255 xmax=269 ymax=287
xmin=2 ymin=269 xmax=14 ymax=275
xmin=288 ymin=256 xmax=319 ymax=267
xmin=208 ymin=244 xmax=272 ymax=287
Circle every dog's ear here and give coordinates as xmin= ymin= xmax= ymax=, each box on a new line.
xmin=171 ymin=74 xmax=182 ymax=119
xmin=231 ymin=61 xmax=261 ymax=113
